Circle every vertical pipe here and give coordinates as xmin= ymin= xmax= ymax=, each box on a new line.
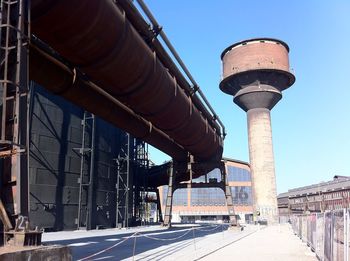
xmin=116 ymin=160 xmax=120 ymax=227
xmin=87 ymin=114 xmax=95 ymax=230
xmin=331 ymin=212 xmax=334 ymax=261
xmin=0 ymin=0 xmax=3 ymax=142
xmin=346 ymin=209 xmax=349 ymax=261
xmin=125 ymin=133 xmax=130 ymax=228
xmin=25 ymin=0 xmax=32 ymax=212
xmin=14 ymin=0 xmax=29 ymax=217
xmin=344 ymin=208 xmax=347 ymax=261
xmin=247 ymin=108 xmax=278 ymax=224
xmin=323 ymin=212 xmax=326 ymax=259
xmin=26 ymin=81 xmax=34 ymax=218
xmin=77 ymin=113 xmax=86 ymax=229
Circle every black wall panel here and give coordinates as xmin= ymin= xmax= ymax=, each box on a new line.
xmin=28 ymin=85 xmax=125 ymax=231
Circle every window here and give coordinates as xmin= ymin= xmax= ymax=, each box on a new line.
xmin=227 ymin=166 xmax=251 ymax=182
xmin=190 ymin=188 xmax=225 ymax=206
xmin=192 ymin=168 xmax=222 ymax=183
xmin=173 ymin=189 xmax=188 ymax=206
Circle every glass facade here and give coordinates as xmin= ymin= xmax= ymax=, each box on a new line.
xmin=162 ymin=186 xmax=188 ymax=206
xmin=163 ymin=187 xmax=226 ymax=206
xmin=231 ymin=186 xmax=253 ymax=205
xmin=192 ymin=168 xmax=222 ymax=183
xmin=191 ymin=188 xmax=226 ymax=206
xmin=173 ymin=189 xmax=188 ymax=206
xmin=162 ymin=186 xmax=168 ymax=206
xmin=161 ymin=164 xmax=252 ymax=208
xmin=227 ymin=166 xmax=251 ymax=182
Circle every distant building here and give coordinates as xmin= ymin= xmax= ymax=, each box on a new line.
xmin=277 ymin=176 xmax=350 ymax=219
xmin=159 ymin=158 xmax=253 ymax=224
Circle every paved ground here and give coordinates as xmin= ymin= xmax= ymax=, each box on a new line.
xmin=42 ymin=223 xmax=316 ymax=260
xmin=200 ymin=224 xmax=317 ymax=261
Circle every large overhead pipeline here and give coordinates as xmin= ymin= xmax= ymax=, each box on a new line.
xmin=116 ymin=0 xmax=224 ymax=136
xmin=31 ymin=0 xmax=223 ymax=161
xmin=29 ymin=45 xmax=188 ymax=162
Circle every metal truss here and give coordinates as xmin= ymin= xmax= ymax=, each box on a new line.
xmin=73 ymin=111 xmax=95 ymax=230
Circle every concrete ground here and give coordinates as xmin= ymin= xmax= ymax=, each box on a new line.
xmin=200 ymin=224 xmax=317 ymax=261
xmin=40 ymin=223 xmax=316 ymax=261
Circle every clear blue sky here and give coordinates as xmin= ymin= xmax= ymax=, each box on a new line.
xmin=144 ymin=0 xmax=350 ymax=193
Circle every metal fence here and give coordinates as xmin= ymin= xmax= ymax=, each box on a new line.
xmin=289 ymin=209 xmax=350 ymax=261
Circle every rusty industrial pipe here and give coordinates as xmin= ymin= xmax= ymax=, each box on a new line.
xmin=29 ymin=45 xmax=188 ymax=162
xmin=31 ymin=0 xmax=223 ymax=161
xmin=116 ymin=0 xmax=222 ymax=134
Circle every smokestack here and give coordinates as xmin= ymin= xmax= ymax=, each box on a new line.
xmin=220 ymin=38 xmax=295 ymax=224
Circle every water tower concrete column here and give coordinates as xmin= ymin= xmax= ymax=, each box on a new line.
xmin=220 ymin=38 xmax=295 ymax=224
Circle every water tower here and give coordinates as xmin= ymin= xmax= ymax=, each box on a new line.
xmin=220 ymin=38 xmax=295 ymax=223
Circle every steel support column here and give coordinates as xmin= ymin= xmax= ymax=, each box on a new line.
xmin=156 ymin=188 xmax=163 ymax=223
xmin=221 ymin=165 xmax=237 ymax=226
xmin=163 ymin=163 xmax=175 ymax=227
xmin=115 ymin=133 xmax=131 ymax=228
xmin=0 ymin=0 xmax=42 ymax=246
xmin=0 ymin=0 xmax=29 ymax=231
xmin=87 ymin=115 xmax=96 ymax=230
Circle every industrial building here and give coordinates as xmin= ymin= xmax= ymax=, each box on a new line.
xmin=0 ymin=1 xmax=295 ymax=258
xmin=277 ymin=175 xmax=350 ymax=218
xmin=159 ymin=159 xmax=253 ymax=224
xmin=0 ymin=0 xmax=229 ymax=248
xmin=1 ymin=81 xmax=251 ymax=234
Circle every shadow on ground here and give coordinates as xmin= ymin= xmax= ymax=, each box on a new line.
xmin=43 ymin=224 xmax=230 ymax=260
